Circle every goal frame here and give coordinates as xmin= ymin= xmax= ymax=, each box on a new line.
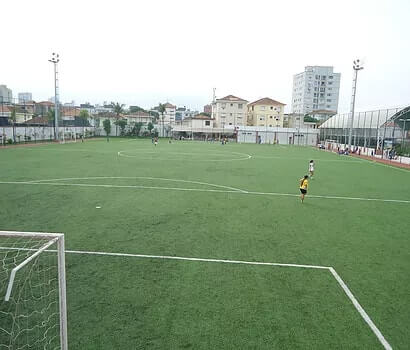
xmin=0 ymin=230 xmax=68 ymax=350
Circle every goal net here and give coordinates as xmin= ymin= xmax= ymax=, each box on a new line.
xmin=0 ymin=231 xmax=68 ymax=349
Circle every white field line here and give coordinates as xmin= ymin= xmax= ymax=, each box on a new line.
xmin=22 ymin=176 xmax=248 ymax=193
xmin=0 ymin=245 xmax=392 ymax=349
xmin=0 ymin=180 xmax=409 ymax=204
xmin=252 ymin=155 xmax=362 ymax=163
xmin=329 ymin=267 xmax=392 ymax=350
xmin=351 ymin=155 xmax=410 ymax=174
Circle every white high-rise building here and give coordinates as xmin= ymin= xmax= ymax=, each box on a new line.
xmin=18 ymin=92 xmax=32 ymax=103
xmin=291 ymin=66 xmax=341 ymax=115
xmin=0 ymin=85 xmax=13 ymax=103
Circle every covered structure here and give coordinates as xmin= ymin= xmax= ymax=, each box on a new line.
xmin=319 ymin=106 xmax=410 ymax=153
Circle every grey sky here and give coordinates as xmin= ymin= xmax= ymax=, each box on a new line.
xmin=1 ymin=0 xmax=409 ymax=112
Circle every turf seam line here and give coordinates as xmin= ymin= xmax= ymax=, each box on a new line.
xmin=0 ymin=246 xmax=393 ymax=349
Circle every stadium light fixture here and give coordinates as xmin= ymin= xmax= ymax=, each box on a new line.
xmin=348 ymin=59 xmax=364 ymax=150
xmin=48 ymin=53 xmax=61 ymax=142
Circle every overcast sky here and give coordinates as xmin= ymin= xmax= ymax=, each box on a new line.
xmin=1 ymin=0 xmax=409 ymax=112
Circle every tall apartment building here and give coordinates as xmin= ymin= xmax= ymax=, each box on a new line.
xmin=291 ymin=66 xmax=340 ymax=115
xmin=212 ymin=95 xmax=248 ymax=127
xmin=0 ymin=85 xmax=13 ymax=103
xmin=247 ymin=97 xmax=285 ymax=127
xmin=18 ymin=92 xmax=32 ymax=103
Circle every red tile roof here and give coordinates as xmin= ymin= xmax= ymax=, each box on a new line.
xmin=248 ymin=97 xmax=286 ymax=106
xmin=217 ymin=95 xmax=248 ymax=102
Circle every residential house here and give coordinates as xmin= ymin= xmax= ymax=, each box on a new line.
xmin=125 ymin=111 xmax=154 ymax=125
xmin=180 ymin=114 xmax=215 ymax=129
xmin=283 ymin=113 xmax=319 ymax=129
xmin=212 ymin=95 xmax=248 ymax=127
xmin=247 ymin=97 xmax=286 ymax=127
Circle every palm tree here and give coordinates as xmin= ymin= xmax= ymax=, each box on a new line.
xmin=111 ymin=102 xmax=125 ymax=136
xmin=158 ymin=103 xmax=166 ymax=137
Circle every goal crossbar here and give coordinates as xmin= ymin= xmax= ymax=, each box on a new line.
xmin=0 ymin=230 xmax=68 ymax=350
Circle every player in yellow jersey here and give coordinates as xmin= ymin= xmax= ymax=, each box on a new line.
xmin=299 ymin=175 xmax=309 ymax=203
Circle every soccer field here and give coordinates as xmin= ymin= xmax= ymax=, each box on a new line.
xmin=1 ymin=138 xmax=409 ymax=349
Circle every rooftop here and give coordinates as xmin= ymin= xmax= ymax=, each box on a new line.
xmin=248 ymin=97 xmax=286 ymax=106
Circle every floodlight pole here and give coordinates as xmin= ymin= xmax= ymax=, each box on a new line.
xmin=49 ymin=53 xmax=61 ymax=142
xmin=348 ymin=59 xmax=364 ymax=150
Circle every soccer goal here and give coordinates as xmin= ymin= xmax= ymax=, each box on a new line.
xmin=0 ymin=231 xmax=68 ymax=350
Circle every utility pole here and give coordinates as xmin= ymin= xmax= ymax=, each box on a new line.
xmin=49 ymin=53 xmax=60 ymax=142
xmin=348 ymin=59 xmax=364 ymax=150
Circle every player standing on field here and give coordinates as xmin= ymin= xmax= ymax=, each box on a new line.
xmin=299 ymin=175 xmax=309 ymax=203
xmin=308 ymin=160 xmax=315 ymax=178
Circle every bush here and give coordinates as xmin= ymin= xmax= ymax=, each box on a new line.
xmin=7 ymin=139 xmax=13 ymax=144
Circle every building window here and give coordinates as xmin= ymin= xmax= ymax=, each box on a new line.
xmin=328 ymin=88 xmax=332 ymax=90
xmin=329 ymin=76 xmax=333 ymax=79
xmin=260 ymin=106 xmax=266 ymax=110
xmin=205 ymin=121 xmax=210 ymax=126
xmin=238 ymin=104 xmax=243 ymax=109
xmin=320 ymin=93 xmax=324 ymax=98
xmin=327 ymin=93 xmax=332 ymax=96
xmin=251 ymin=106 xmax=254 ymax=111
xmin=326 ymin=105 xmax=331 ymax=108
xmin=270 ymin=106 xmax=273 ymax=110
xmin=222 ymin=103 xmax=226 ymax=108
xmin=321 ymin=75 xmax=326 ymax=80
xmin=229 ymin=122 xmax=232 ymax=125
xmin=259 ymin=117 xmax=264 ymax=121
xmin=230 ymin=113 xmax=232 ymax=116
xmin=270 ymin=116 xmax=273 ymax=119
xmin=327 ymin=99 xmax=332 ymax=102
xmin=328 ymin=81 xmax=333 ymax=85
xmin=313 ymin=104 xmax=318 ymax=109
xmin=315 ymin=75 xmax=320 ymax=79
xmin=230 ymin=103 xmax=234 ymax=107
xmin=269 ymin=125 xmax=272 ymax=127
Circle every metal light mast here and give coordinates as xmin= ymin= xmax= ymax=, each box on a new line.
xmin=348 ymin=59 xmax=364 ymax=149
xmin=49 ymin=53 xmax=60 ymax=141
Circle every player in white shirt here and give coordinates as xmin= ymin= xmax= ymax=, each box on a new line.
xmin=308 ymin=160 xmax=315 ymax=178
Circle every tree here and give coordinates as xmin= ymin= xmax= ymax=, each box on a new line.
xmin=9 ymin=107 xmax=17 ymax=143
xmin=46 ymin=108 xmax=56 ymax=140
xmin=158 ymin=103 xmax=166 ymax=137
xmin=132 ymin=122 xmax=143 ymax=137
xmin=111 ymin=102 xmax=125 ymax=136
xmin=147 ymin=122 xmax=154 ymax=134
xmin=148 ymin=110 xmax=159 ymax=122
xmin=79 ymin=109 xmax=89 ymax=138
xmin=103 ymin=119 xmax=111 ymax=141
xmin=129 ymin=105 xmax=145 ymax=113
xmin=115 ymin=119 xmax=127 ymax=136
xmin=304 ymin=115 xmax=319 ymax=123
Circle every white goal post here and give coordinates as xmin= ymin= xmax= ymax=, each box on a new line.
xmin=0 ymin=231 xmax=68 ymax=350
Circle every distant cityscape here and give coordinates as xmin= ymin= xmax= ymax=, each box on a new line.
xmin=0 ymin=65 xmax=341 ymax=139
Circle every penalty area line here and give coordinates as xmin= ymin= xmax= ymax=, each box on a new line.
xmin=0 ymin=246 xmax=392 ymax=349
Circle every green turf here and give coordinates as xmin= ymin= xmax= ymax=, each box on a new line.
xmin=1 ymin=138 xmax=409 ymax=349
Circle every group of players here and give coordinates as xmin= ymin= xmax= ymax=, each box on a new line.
xmin=299 ymin=160 xmax=314 ymax=203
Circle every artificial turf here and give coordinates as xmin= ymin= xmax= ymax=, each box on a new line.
xmin=0 ymin=138 xmax=409 ymax=349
